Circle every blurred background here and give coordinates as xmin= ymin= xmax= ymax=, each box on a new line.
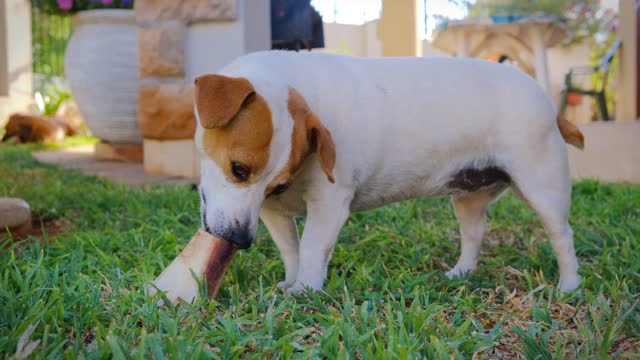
xmin=0 ymin=0 xmax=637 ymax=183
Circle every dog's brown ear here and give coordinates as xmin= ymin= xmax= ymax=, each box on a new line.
xmin=194 ymin=74 xmax=255 ymax=129
xmin=306 ymin=112 xmax=336 ymax=183
xmin=287 ymin=87 xmax=336 ymax=183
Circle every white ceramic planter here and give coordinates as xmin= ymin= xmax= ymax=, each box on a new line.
xmin=64 ymin=9 xmax=141 ymax=143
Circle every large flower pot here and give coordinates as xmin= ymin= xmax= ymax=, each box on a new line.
xmin=64 ymin=9 xmax=141 ymax=143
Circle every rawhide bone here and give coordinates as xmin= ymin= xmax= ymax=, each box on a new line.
xmin=148 ymin=229 xmax=237 ymax=305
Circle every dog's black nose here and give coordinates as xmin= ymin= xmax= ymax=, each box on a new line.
xmin=203 ymin=224 xmax=253 ymax=250
xmin=223 ymin=227 xmax=253 ymax=249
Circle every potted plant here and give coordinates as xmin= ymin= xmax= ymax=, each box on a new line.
xmin=44 ymin=0 xmax=141 ymax=143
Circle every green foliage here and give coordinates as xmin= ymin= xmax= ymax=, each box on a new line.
xmin=469 ymin=0 xmax=596 ymax=18
xmin=31 ymin=5 xmax=72 ymax=77
xmin=38 ymin=0 xmax=134 ymax=16
xmin=30 ymin=0 xmax=135 ymax=101
xmin=30 ymin=0 xmax=133 ymax=78
xmin=589 ymin=33 xmax=620 ymax=120
xmin=34 ymin=75 xmax=73 ymax=116
xmin=1 ymin=142 xmax=639 ymax=358
xmin=43 ymin=92 xmax=72 ymax=116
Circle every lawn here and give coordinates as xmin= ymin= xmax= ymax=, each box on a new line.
xmin=1 ymin=141 xmax=639 ymax=359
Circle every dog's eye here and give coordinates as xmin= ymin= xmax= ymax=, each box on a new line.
xmin=271 ymin=183 xmax=289 ymax=195
xmin=231 ymin=161 xmax=250 ymax=181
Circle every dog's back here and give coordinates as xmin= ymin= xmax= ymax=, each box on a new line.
xmin=222 ymin=51 xmax=580 ymax=152
xmin=222 ymin=52 xmax=576 ymax=198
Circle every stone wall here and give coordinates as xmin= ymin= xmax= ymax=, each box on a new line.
xmin=134 ymin=0 xmax=237 ymax=140
xmin=134 ymin=0 xmax=270 ymax=178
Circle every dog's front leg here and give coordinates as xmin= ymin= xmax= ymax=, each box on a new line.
xmin=259 ymin=208 xmax=300 ymax=289
xmin=287 ymin=191 xmax=352 ymax=294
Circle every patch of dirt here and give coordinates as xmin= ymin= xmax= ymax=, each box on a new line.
xmin=28 ymin=217 xmax=70 ymax=239
xmin=1 ymin=216 xmax=72 ymax=252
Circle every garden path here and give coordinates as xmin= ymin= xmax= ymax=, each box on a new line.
xmin=33 ymin=145 xmax=197 ymax=186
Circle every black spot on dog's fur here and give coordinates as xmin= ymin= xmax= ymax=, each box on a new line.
xmin=447 ymin=166 xmax=511 ymax=193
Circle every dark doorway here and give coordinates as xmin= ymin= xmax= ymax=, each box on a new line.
xmin=271 ymin=0 xmax=325 ymax=51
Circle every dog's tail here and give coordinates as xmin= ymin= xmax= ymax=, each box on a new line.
xmin=557 ymin=114 xmax=584 ymax=150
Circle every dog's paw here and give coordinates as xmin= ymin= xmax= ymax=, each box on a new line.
xmin=286 ymin=281 xmax=316 ymax=295
xmin=558 ymin=274 xmax=582 ymax=292
xmin=445 ymin=266 xmax=474 ymax=279
xmin=276 ymin=280 xmax=295 ymax=290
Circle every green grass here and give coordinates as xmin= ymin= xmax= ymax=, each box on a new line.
xmin=1 ymin=141 xmax=639 ymax=359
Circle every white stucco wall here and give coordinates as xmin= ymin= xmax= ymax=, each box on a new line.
xmin=319 ymin=21 xmax=381 ymax=57
xmin=0 ymin=0 xmax=33 ymax=127
xmin=186 ymin=20 xmax=245 ymax=79
xmin=363 ymin=21 xmax=382 ymax=57
xmin=185 ymin=0 xmax=270 ymax=80
xmin=320 ymin=22 xmax=365 ymax=56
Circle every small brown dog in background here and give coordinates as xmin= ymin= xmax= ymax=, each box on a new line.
xmin=2 ymin=113 xmax=76 ymax=144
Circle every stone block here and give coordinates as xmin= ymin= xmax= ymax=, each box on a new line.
xmin=0 ymin=198 xmax=32 ymax=239
xmin=138 ymin=25 xmax=185 ymax=77
xmin=135 ymin=0 xmax=236 ymax=24
xmin=138 ymin=83 xmax=196 ymax=140
xmin=143 ymin=139 xmax=200 ymax=179
xmin=94 ymin=142 xmax=144 ymax=163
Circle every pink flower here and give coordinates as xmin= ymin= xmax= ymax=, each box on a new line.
xmin=57 ymin=0 xmax=73 ymax=11
xmin=101 ymin=0 xmax=113 ymax=3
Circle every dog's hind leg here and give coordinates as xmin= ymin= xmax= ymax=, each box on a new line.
xmin=447 ymin=188 xmax=504 ymax=278
xmin=260 ymin=208 xmax=300 ymax=289
xmin=510 ymin=147 xmax=581 ymax=291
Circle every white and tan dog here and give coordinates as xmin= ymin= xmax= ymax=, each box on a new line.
xmin=193 ymin=51 xmax=584 ymax=295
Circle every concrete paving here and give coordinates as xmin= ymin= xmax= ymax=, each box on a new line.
xmin=33 ymin=145 xmax=197 ymax=186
